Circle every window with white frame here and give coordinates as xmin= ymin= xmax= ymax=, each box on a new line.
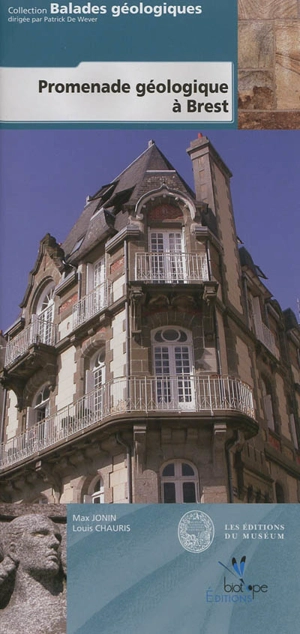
xmin=149 ymin=230 xmax=185 ymax=282
xmin=34 ymin=385 xmax=50 ymax=422
xmin=35 ymin=281 xmax=55 ymax=345
xmin=85 ymin=349 xmax=106 ymax=419
xmin=161 ymin=460 xmax=199 ymax=503
xmin=86 ymin=257 xmax=106 ymax=313
xmin=26 ymin=384 xmax=51 ymax=440
xmin=152 ymin=327 xmax=194 ymax=408
xmin=83 ymin=475 xmax=105 ymax=503
xmin=91 ymin=478 xmax=104 ymax=503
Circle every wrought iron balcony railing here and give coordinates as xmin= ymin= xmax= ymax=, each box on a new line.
xmin=73 ymin=281 xmax=111 ymax=330
xmin=72 ymin=281 xmax=111 ymax=329
xmin=254 ymin=322 xmax=279 ymax=358
xmin=4 ymin=317 xmax=57 ymax=367
xmin=135 ymin=252 xmax=209 ymax=283
xmin=0 ymin=375 xmax=254 ymax=469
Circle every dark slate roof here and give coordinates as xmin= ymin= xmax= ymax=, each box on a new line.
xmin=62 ymin=141 xmax=195 ymax=263
xmin=239 ymin=247 xmax=267 ymax=280
xmin=283 ymin=308 xmax=299 ymax=331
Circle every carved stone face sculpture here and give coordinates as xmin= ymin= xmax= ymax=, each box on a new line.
xmin=0 ymin=514 xmax=66 ymax=634
xmin=7 ymin=515 xmax=62 ymax=577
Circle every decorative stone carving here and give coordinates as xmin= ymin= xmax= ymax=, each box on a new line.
xmin=0 ymin=514 xmax=66 ymax=634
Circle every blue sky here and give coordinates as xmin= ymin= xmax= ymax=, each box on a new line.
xmin=0 ymin=129 xmax=299 ymax=331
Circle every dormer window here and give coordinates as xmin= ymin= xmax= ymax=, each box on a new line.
xmin=34 ymin=281 xmax=55 ymax=346
xmin=70 ymin=236 xmax=84 ymax=255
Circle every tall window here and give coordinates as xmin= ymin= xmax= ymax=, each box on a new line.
xmin=35 ymin=281 xmax=55 ymax=345
xmin=289 ymin=413 xmax=299 ymax=449
xmin=86 ymin=257 xmax=106 ymax=313
xmin=261 ymin=377 xmax=276 ymax=432
xmin=34 ymin=385 xmax=50 ymax=422
xmin=85 ymin=349 xmax=106 ymax=419
xmin=152 ymin=327 xmax=194 ymax=409
xmin=91 ymin=478 xmax=104 ymax=504
xmin=26 ymin=384 xmax=51 ymax=443
xmin=150 ymin=230 xmax=184 ymax=282
xmin=161 ymin=461 xmax=199 ymax=503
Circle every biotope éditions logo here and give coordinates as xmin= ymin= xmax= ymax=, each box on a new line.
xmin=206 ymin=556 xmax=269 ymax=604
xmin=178 ymin=510 xmax=215 ymax=553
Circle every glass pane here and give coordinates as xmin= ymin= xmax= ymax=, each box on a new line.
xmin=163 ymin=329 xmax=179 ymax=341
xmin=95 ymin=350 xmax=105 ymax=366
xmin=93 ymin=497 xmax=101 ymax=504
xmin=94 ymin=479 xmax=101 ymax=492
xmin=183 ymin=482 xmax=196 ymax=503
xmin=168 ymin=233 xmax=182 ymax=252
xmin=94 ymin=259 xmax=105 ymax=287
xmin=156 ymin=377 xmax=171 ymax=404
xmin=154 ymin=347 xmax=170 ymax=375
xmin=162 ymin=463 xmax=175 ymax=477
xmin=175 ymin=347 xmax=191 ymax=374
xmin=163 ymin=482 xmax=176 ymax=503
xmin=36 ymin=407 xmax=46 ymax=422
xmin=182 ymin=463 xmax=194 ymax=476
xmin=43 ymin=386 xmax=50 ymax=400
xmin=151 ymin=233 xmax=164 ymax=253
xmin=179 ymin=330 xmax=188 ymax=342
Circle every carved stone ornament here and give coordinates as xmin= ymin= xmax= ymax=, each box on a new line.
xmin=0 ymin=514 xmax=66 ymax=634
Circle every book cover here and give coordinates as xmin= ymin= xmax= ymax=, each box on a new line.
xmin=0 ymin=0 xmax=300 ymax=633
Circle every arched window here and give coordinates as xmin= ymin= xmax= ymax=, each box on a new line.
xmin=26 ymin=384 xmax=51 ymax=441
xmin=85 ymin=349 xmax=106 ymax=419
xmin=93 ymin=350 xmax=106 ymax=389
xmin=83 ymin=475 xmax=105 ymax=503
xmin=34 ymin=384 xmax=50 ymax=422
xmin=35 ymin=281 xmax=55 ymax=345
xmin=161 ymin=460 xmax=199 ymax=503
xmin=91 ymin=478 xmax=104 ymax=504
xmin=152 ymin=328 xmax=194 ymax=409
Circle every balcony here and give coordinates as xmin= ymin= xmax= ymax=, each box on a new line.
xmin=0 ymin=375 xmax=255 ymax=470
xmin=4 ymin=317 xmax=57 ymax=368
xmin=254 ymin=322 xmax=279 ymax=358
xmin=72 ymin=282 xmax=111 ymax=330
xmin=135 ymin=252 xmax=209 ymax=283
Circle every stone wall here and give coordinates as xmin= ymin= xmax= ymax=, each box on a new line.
xmin=238 ymin=0 xmax=300 ymax=128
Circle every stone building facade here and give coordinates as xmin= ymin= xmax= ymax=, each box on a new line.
xmin=0 ymin=135 xmax=299 ymax=505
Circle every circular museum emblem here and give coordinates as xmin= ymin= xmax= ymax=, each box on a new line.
xmin=178 ymin=510 xmax=215 ymax=553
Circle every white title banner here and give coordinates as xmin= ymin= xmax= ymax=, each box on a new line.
xmin=0 ymin=62 xmax=234 ymax=122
